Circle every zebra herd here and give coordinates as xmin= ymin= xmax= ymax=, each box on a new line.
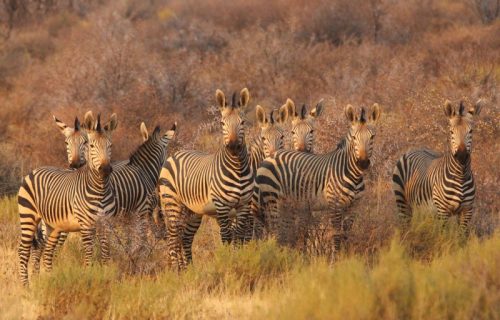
xmin=16 ymin=88 xmax=484 ymax=285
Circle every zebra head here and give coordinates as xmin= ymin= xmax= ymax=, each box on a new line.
xmin=140 ymin=121 xmax=177 ymax=146
xmin=53 ymin=115 xmax=88 ymax=169
xmin=83 ymin=111 xmax=117 ymax=178
xmin=291 ymin=99 xmax=324 ymax=153
xmin=216 ymin=88 xmax=250 ymax=154
xmin=345 ymin=103 xmax=381 ymax=170
xmin=255 ymin=103 xmax=288 ymax=158
xmin=444 ymin=99 xmax=483 ymax=164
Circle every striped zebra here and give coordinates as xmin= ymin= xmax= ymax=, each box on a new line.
xmin=287 ymin=99 xmax=324 ymax=152
xmin=179 ymin=100 xmax=293 ymax=264
xmin=252 ymin=103 xmax=381 ymax=252
xmin=53 ymin=115 xmax=88 ymax=169
xmin=392 ymin=100 xmax=483 ymax=236
xmin=33 ymin=119 xmax=177 ymax=271
xmin=159 ymin=88 xmax=253 ymax=270
xmin=249 ymin=102 xmax=290 ymax=174
xmin=18 ymin=112 xmax=117 ymax=286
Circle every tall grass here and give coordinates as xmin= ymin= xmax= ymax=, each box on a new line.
xmin=1 ymin=196 xmax=499 ymax=319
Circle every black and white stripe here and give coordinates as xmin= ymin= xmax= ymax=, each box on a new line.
xmin=392 ymin=100 xmax=483 ymax=236
xmin=252 ymin=103 xmax=381 ymax=252
xmin=17 ymin=112 xmax=117 ymax=286
xmin=159 ymin=88 xmax=253 ymax=270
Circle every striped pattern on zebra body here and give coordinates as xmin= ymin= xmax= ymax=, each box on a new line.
xmin=18 ymin=112 xmax=117 ymax=286
xmin=253 ymin=99 xmax=325 ymax=241
xmin=252 ymin=103 xmax=381 ymax=252
xmin=32 ymin=117 xmax=162 ymax=273
xmin=159 ymin=88 xmax=253 ymax=270
xmin=180 ymin=100 xmax=292 ymax=264
xmin=392 ymin=99 xmax=483 ymax=236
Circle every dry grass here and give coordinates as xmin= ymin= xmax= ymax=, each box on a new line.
xmin=1 ymin=196 xmax=500 ymax=319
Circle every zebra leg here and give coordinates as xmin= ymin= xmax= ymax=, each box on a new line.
xmin=234 ymin=203 xmax=252 ymax=244
xmin=32 ymin=223 xmax=46 ymax=274
xmin=458 ymin=206 xmax=473 ymax=239
xmin=162 ymin=197 xmax=185 ymax=271
xmin=215 ymin=203 xmax=233 ymax=245
xmin=42 ymin=227 xmax=61 ymax=272
xmin=52 ymin=232 xmax=68 ymax=260
xmin=181 ymin=212 xmax=202 ymax=265
xmin=80 ymin=228 xmax=96 ymax=266
xmin=18 ymin=203 xmax=41 ymax=286
xmin=329 ymin=204 xmax=344 ymax=255
xmin=435 ymin=205 xmax=451 ymax=229
xmin=97 ymin=227 xmax=110 ymax=264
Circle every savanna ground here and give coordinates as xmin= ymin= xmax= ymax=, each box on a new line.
xmin=0 ymin=0 xmax=499 ymax=319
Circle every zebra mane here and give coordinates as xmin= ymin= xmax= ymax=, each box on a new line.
xmin=128 ymin=126 xmax=162 ymax=165
xmin=335 ymin=137 xmax=347 ymax=150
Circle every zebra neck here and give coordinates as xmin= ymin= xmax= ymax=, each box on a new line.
xmin=86 ymin=167 xmax=113 ymax=196
xmin=130 ymin=142 xmax=166 ymax=184
xmin=249 ymin=138 xmax=264 ymax=169
xmin=444 ymin=152 xmax=472 ymax=180
xmin=221 ymin=144 xmax=250 ymax=169
xmin=330 ymin=138 xmax=364 ymax=184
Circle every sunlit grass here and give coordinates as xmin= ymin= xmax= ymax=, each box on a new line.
xmin=1 ymin=196 xmax=499 ymax=319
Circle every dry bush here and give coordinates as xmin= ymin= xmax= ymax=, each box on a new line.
xmin=0 ymin=0 xmax=498 ymax=265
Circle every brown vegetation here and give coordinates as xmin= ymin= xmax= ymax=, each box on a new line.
xmin=0 ymin=1 xmax=498 ymax=317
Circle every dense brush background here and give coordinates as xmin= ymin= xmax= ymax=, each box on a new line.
xmin=0 ymin=0 xmax=499 ymax=319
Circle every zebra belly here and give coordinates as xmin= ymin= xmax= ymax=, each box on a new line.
xmin=185 ymin=200 xmax=217 ymax=216
xmin=44 ymin=214 xmax=81 ymax=232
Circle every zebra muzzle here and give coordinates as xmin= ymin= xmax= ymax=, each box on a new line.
xmin=357 ymin=158 xmax=370 ymax=170
xmin=454 ymin=148 xmax=469 ymax=164
xmin=99 ymin=164 xmax=113 ymax=177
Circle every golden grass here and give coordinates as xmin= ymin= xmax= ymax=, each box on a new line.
xmin=1 ymin=196 xmax=499 ymax=319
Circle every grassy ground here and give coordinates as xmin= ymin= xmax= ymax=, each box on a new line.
xmin=1 ymin=196 xmax=499 ymax=319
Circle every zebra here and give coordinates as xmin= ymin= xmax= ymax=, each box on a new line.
xmin=252 ymin=103 xmax=381 ymax=252
xmin=159 ymin=88 xmax=253 ymax=270
xmin=53 ymin=115 xmax=88 ymax=169
xmin=253 ymin=99 xmax=325 ymax=240
xmin=178 ymin=100 xmax=293 ymax=264
xmin=33 ymin=119 xmax=177 ymax=271
xmin=249 ymin=102 xmax=290 ymax=175
xmin=17 ymin=112 xmax=117 ymax=286
xmin=286 ymin=99 xmax=324 ymax=152
xmin=392 ymin=99 xmax=483 ymax=236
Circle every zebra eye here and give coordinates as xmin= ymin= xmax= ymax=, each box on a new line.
xmin=241 ymin=120 xmax=246 ymax=125
xmin=90 ymin=144 xmax=95 ymax=148
xmin=262 ymin=137 xmax=267 ymax=141
xmin=310 ymin=130 xmax=314 ymax=134
xmin=291 ymin=131 xmax=296 ymax=135
xmin=220 ymin=121 xmax=225 ymax=126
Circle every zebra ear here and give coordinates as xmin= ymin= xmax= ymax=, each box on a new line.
xmin=345 ymin=104 xmax=355 ymax=123
xmin=277 ymin=103 xmax=289 ymax=123
xmin=443 ymin=100 xmax=455 ymax=118
xmin=74 ymin=117 xmax=80 ymax=132
xmin=284 ymin=98 xmax=295 ymax=122
xmin=216 ymin=89 xmax=226 ymax=110
xmin=310 ymin=99 xmax=324 ymax=118
xmin=370 ymin=103 xmax=381 ymax=123
xmin=165 ymin=122 xmax=177 ymax=140
xmin=104 ymin=113 xmax=118 ymax=132
xmin=140 ymin=122 xmax=149 ymax=141
xmin=84 ymin=111 xmax=95 ymax=130
xmin=239 ymin=88 xmax=250 ymax=110
xmin=53 ymin=115 xmax=70 ymax=136
xmin=255 ymin=105 xmax=267 ymax=127
xmin=469 ymin=99 xmax=484 ymax=116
